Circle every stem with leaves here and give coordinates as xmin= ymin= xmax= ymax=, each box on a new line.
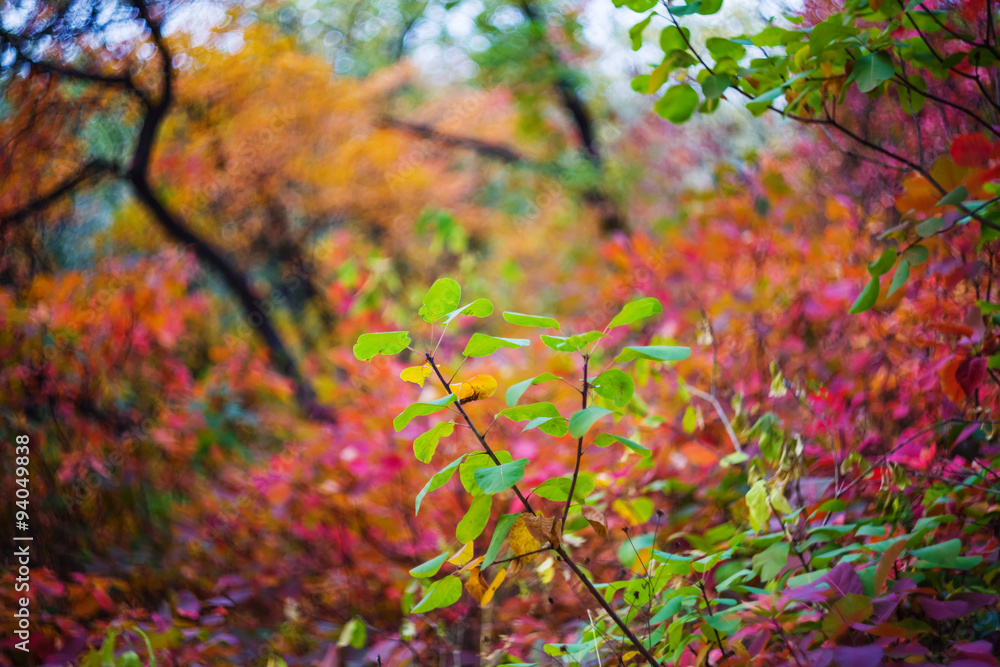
xmin=422 ymin=351 xmax=663 ymax=667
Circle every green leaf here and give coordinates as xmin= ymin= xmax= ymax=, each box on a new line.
xmin=705 ymin=37 xmax=745 ymax=61
xmin=903 ymin=245 xmax=929 ymax=265
xmin=898 ymin=74 xmax=927 ymax=114
xmin=462 ymin=333 xmax=530 ymax=357
xmin=456 ymin=495 xmax=493 ymax=543
xmin=849 ymin=277 xmax=880 ymax=314
xmin=540 ymin=331 xmax=607 ymax=352
xmin=505 ymin=373 xmax=562 ymax=407
xmin=615 ymin=346 xmax=691 ymax=363
xmin=654 ymin=84 xmax=699 ymax=124
xmin=591 ymin=369 xmax=635 ymax=408
xmin=118 ymin=652 xmax=143 ymax=667
xmin=698 ymin=0 xmax=722 ymax=14
xmin=532 ymin=474 xmax=596 ymax=502
xmin=411 ymin=576 xmax=462 ymax=613
xmin=745 ymin=86 xmax=784 ymax=116
xmin=915 ymin=217 xmax=944 ymax=237
xmin=853 ymin=51 xmax=895 ymax=93
xmin=483 ymin=513 xmax=520 ymax=568
xmin=474 ymin=459 xmax=529 ymax=494
xmin=413 ymin=421 xmax=454 ymax=463
xmin=751 ymin=541 xmax=789 ymax=581
xmin=353 ymin=331 xmax=411 ymax=361
xmin=701 ymin=74 xmax=730 ymax=99
xmin=682 ymin=405 xmax=697 ymax=433
xmin=592 ymin=433 xmax=651 ymax=456
xmin=419 ymin=278 xmax=462 ymax=323
xmin=410 ymin=551 xmax=450 ymax=578
xmin=394 ymin=394 xmax=457 ymax=432
xmin=936 ymin=185 xmax=969 ymax=207
xmin=569 ymin=406 xmax=614 ymax=438
xmin=443 ymin=298 xmax=494 ymax=324
xmin=461 ymin=451 xmax=513 ymax=496
xmin=651 ymin=550 xmax=694 ymax=575
xmin=499 ymin=402 xmax=568 ymax=436
xmin=887 ymin=259 xmax=910 ymax=297
xmin=608 ymin=297 xmax=663 ymax=330
xmin=746 ymin=480 xmax=771 ymax=533
xmin=502 ymin=311 xmax=560 ymax=329
xmin=337 ymin=617 xmax=366 ymax=649
xmin=660 ymin=25 xmax=691 ymax=52
xmin=415 ymin=455 xmax=466 ymax=514
xmin=629 ymin=13 xmax=653 ymax=50
xmin=809 ymin=18 xmax=859 ymax=53
xmin=868 ymin=248 xmax=898 ymax=277
xmin=668 ymin=0 xmax=702 ymax=15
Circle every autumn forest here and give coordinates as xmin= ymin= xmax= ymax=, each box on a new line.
xmin=1 ymin=0 xmax=1000 ymax=665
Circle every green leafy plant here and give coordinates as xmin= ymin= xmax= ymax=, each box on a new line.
xmin=355 ymin=277 xmax=690 ymax=665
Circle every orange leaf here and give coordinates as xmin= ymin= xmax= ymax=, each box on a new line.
xmin=939 ymin=357 xmax=966 ymax=403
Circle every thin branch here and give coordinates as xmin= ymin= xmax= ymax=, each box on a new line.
xmin=0 ymin=160 xmax=116 ymax=227
xmin=687 ymin=386 xmax=742 ymax=454
xmin=382 ymin=117 xmax=529 ymax=164
xmin=563 ymin=354 xmax=589 ymax=527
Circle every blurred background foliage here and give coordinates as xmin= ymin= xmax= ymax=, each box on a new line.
xmin=1 ymin=0 xmax=999 ymax=665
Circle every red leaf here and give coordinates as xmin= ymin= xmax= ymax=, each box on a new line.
xmin=955 ymin=357 xmax=988 ymax=396
xmin=951 ymin=133 xmax=993 ymax=167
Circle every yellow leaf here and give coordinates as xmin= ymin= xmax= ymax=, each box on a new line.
xmin=400 ymin=365 xmax=433 ymax=387
xmin=465 ymin=567 xmax=487 ymax=602
xmin=480 ymin=568 xmax=506 ymax=605
xmin=465 ymin=563 xmax=506 ymax=605
xmin=769 ymin=479 xmax=794 ymax=515
xmin=458 ymin=555 xmax=485 ymax=574
xmin=448 ymin=542 xmax=474 ymax=567
xmin=509 ymin=515 xmax=541 ymax=562
xmin=448 ymin=374 xmax=498 ymax=405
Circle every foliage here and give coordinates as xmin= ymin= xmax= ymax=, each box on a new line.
xmin=1 ymin=0 xmax=1000 ymax=665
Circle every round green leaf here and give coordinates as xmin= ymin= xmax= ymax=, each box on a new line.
xmin=419 ymin=278 xmax=461 ymax=323
xmin=411 ymin=576 xmax=463 ymax=613
xmin=532 ymin=474 xmax=595 ymax=502
xmin=474 ymin=459 xmax=529 ymax=494
xmin=569 ymin=406 xmax=614 ymax=439
xmin=591 ymin=369 xmax=635 ymax=408
xmin=654 ymin=84 xmax=699 ymax=124
xmin=353 ymin=331 xmax=411 ymax=361
xmin=853 ymin=51 xmax=895 ymax=93
xmin=460 ymin=451 xmax=513 ymax=496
